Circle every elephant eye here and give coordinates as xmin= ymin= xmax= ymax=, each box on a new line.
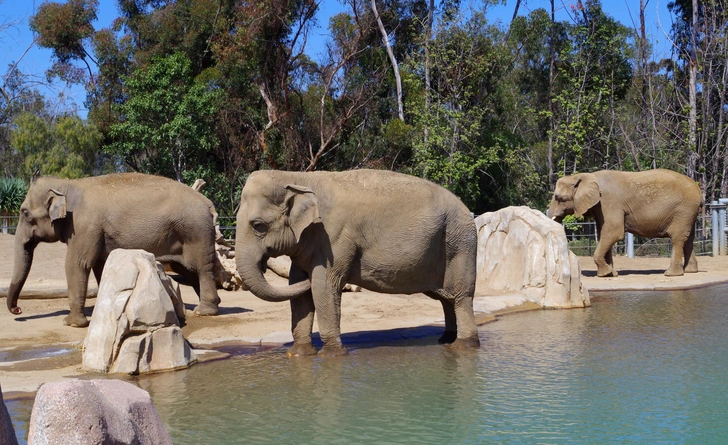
xmin=251 ymin=221 xmax=268 ymax=234
xmin=21 ymin=209 xmax=31 ymax=220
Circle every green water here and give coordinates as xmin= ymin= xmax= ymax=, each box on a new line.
xmin=8 ymin=285 xmax=728 ymax=444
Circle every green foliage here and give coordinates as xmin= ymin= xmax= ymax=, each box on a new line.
xmin=106 ymin=52 xmax=223 ymax=181
xmin=29 ymin=0 xmax=99 ymax=83
xmin=11 ymin=113 xmax=102 ymax=178
xmin=0 ymin=178 xmax=28 ymax=213
xmin=561 ymin=214 xmax=583 ymax=232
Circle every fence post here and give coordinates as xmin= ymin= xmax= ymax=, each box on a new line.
xmin=720 ymin=198 xmax=728 ymax=255
xmin=626 ymin=232 xmax=634 ymax=258
xmin=712 ymin=201 xmax=720 ymax=256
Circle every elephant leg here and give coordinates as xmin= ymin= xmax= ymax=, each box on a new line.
xmin=64 ymin=254 xmax=92 ymax=328
xmin=194 ymin=264 xmax=220 ymax=316
xmin=310 ymin=266 xmax=347 ymax=357
xmin=92 ymin=257 xmax=106 ymax=286
xmin=438 ymin=249 xmax=480 ymax=349
xmin=187 ymin=248 xmax=220 ymax=316
xmin=288 ymin=264 xmax=318 ymax=357
xmin=683 ymin=226 xmax=699 ymax=274
xmin=594 ymin=223 xmax=621 ymax=277
xmin=425 ymin=291 xmax=457 ymax=344
xmin=666 ymin=232 xmax=688 ymax=277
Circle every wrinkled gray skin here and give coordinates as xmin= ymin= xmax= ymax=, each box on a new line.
xmin=235 ymin=169 xmax=480 ymax=357
xmin=548 ymin=169 xmax=703 ymax=277
xmin=8 ymin=173 xmax=221 ymax=327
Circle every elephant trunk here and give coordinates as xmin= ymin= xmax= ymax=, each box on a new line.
xmin=236 ymin=245 xmax=309 ymax=302
xmin=7 ymin=235 xmax=35 ymax=315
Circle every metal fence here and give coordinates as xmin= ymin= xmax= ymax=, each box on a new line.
xmin=0 ymin=215 xmax=18 ymax=235
xmin=563 ymin=216 xmax=712 ymax=258
xmin=218 ymin=216 xmax=236 ymax=243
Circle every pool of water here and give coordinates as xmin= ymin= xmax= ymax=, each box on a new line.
xmin=8 ymin=284 xmax=728 ymax=444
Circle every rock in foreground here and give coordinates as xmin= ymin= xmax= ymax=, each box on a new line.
xmin=27 ymin=379 xmax=172 ymax=445
xmin=82 ymin=249 xmax=196 ymax=374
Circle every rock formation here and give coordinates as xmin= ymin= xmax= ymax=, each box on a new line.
xmin=82 ymin=249 xmax=196 ymax=374
xmin=475 ymin=206 xmax=589 ymax=309
xmin=27 ymin=379 xmax=172 ymax=445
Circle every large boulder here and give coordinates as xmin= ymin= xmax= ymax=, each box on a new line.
xmin=475 ymin=206 xmax=589 ymax=309
xmin=82 ymin=249 xmax=196 ymax=374
xmin=27 ymin=379 xmax=172 ymax=445
xmin=0 ymin=384 xmax=18 ymax=445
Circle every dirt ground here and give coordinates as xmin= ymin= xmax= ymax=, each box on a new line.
xmin=1 ymin=233 xmax=727 ymax=395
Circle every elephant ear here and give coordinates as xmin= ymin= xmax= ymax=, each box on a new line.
xmin=573 ymin=173 xmax=601 ymax=217
xmin=284 ymin=184 xmax=321 ymax=242
xmin=47 ymin=189 xmax=67 ymax=222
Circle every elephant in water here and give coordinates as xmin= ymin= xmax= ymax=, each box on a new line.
xmin=235 ymin=169 xmax=480 ymax=357
xmin=7 ymin=173 xmax=221 ymax=327
xmin=548 ymin=169 xmax=703 ymax=277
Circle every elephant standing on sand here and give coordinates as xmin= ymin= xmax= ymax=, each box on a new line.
xmin=7 ymin=173 xmax=221 ymax=327
xmin=548 ymin=169 xmax=703 ymax=277
xmin=235 ymin=169 xmax=480 ymax=357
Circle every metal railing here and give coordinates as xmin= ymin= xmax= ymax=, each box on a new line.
xmin=0 ymin=215 xmax=18 ymax=235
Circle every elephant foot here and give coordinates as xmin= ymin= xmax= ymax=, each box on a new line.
xmin=194 ymin=303 xmax=219 ymax=316
xmin=318 ymin=345 xmax=349 ymax=357
xmin=685 ymin=264 xmax=699 ymax=273
xmin=664 ymin=267 xmax=685 ymax=277
xmin=287 ymin=343 xmax=318 ymax=357
xmin=64 ymin=314 xmax=89 ymax=328
xmin=596 ymin=266 xmax=618 ymax=277
xmin=438 ymin=330 xmax=457 ymax=344
xmin=448 ymin=336 xmax=481 ymax=350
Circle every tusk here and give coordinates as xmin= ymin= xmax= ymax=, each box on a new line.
xmin=551 ymin=216 xmax=557 ymax=220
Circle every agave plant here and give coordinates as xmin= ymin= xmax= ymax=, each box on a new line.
xmin=0 ymin=178 xmax=27 ymax=214
xmin=0 ymin=178 xmax=28 ymax=233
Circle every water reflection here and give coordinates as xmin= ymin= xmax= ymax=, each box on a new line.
xmin=8 ymin=285 xmax=728 ymax=444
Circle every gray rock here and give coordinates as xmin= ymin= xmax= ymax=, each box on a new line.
xmin=475 ymin=206 xmax=590 ymax=308
xmin=27 ymin=379 xmax=172 ymax=445
xmin=0 ymin=384 xmax=18 ymax=445
xmin=82 ymin=249 xmax=196 ymax=374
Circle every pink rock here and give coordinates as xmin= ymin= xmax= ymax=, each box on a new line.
xmin=27 ymin=379 xmax=172 ymax=445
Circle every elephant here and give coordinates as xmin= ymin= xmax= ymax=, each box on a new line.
xmin=547 ymin=169 xmax=703 ymax=277
xmin=7 ymin=173 xmax=221 ymax=327
xmin=235 ymin=169 xmax=480 ymax=357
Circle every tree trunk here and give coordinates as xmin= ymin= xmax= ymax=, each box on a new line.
xmin=371 ymin=0 xmax=404 ymax=122
xmin=548 ymin=0 xmax=556 ymax=191
xmin=687 ymin=0 xmax=699 ymax=181
xmin=424 ymin=0 xmax=434 ymax=144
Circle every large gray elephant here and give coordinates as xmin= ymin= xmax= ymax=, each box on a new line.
xmin=7 ymin=173 xmax=221 ymax=327
xmin=547 ymin=169 xmax=703 ymax=277
xmin=235 ymin=169 xmax=480 ymax=356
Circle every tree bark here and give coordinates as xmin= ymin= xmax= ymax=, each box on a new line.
xmin=371 ymin=0 xmax=404 ymax=122
xmin=424 ymin=0 xmax=434 ymax=144
xmin=687 ymin=0 xmax=699 ymax=181
xmin=548 ymin=0 xmax=555 ymax=190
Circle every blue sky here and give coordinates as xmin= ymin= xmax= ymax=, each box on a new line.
xmin=1 ymin=0 xmax=676 ymax=119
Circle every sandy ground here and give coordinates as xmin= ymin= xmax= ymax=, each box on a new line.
xmin=1 ymin=233 xmax=727 ymax=396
